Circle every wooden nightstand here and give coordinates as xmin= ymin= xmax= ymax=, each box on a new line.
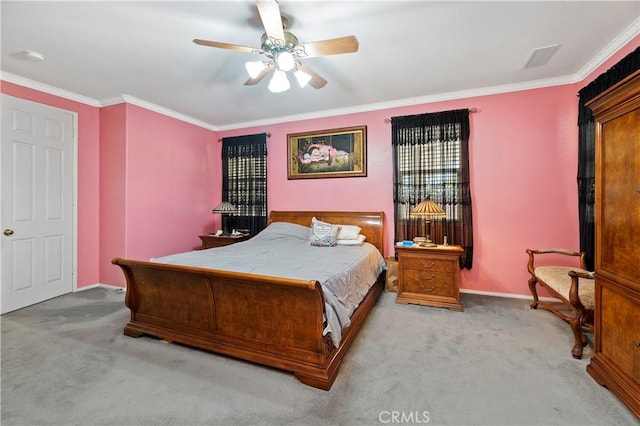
xmin=396 ymin=244 xmax=464 ymax=311
xmin=199 ymin=234 xmax=251 ymax=249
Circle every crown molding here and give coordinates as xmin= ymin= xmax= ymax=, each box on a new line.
xmin=574 ymin=17 xmax=640 ymax=82
xmin=0 ymin=70 xmax=574 ymax=133
xmin=217 ymin=75 xmax=574 ymax=131
xmin=0 ymin=71 xmax=102 ymax=107
xmin=0 ymin=72 xmax=218 ymax=131
xmin=101 ymin=94 xmax=218 ymax=131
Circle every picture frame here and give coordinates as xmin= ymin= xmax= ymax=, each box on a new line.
xmin=287 ymin=126 xmax=367 ymax=179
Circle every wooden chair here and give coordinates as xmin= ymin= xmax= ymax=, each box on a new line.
xmin=526 ymin=248 xmax=595 ymax=359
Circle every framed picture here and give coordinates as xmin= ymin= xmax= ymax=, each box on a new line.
xmin=287 ymin=126 xmax=367 ymax=179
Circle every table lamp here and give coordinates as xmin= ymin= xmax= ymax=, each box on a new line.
xmin=410 ymin=198 xmax=446 ymax=247
xmin=212 ymin=201 xmax=237 ymax=235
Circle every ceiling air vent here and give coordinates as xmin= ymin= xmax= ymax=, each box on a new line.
xmin=524 ymin=44 xmax=560 ymax=68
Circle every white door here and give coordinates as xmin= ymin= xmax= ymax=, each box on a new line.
xmin=1 ymin=95 xmax=76 ymax=313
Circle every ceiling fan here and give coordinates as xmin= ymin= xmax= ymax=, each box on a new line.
xmin=193 ymin=0 xmax=359 ymax=93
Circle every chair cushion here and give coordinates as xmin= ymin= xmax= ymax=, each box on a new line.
xmin=535 ymin=266 xmax=595 ymax=309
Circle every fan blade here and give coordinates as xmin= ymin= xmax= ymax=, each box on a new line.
xmin=245 ymin=66 xmax=273 ymax=86
xmin=193 ymin=39 xmax=257 ymax=54
xmin=299 ymin=64 xmax=327 ymax=89
xmin=256 ymin=0 xmax=285 ymax=41
xmin=302 ymin=36 xmax=359 ymax=58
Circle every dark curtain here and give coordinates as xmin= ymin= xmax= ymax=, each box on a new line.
xmin=221 ymin=133 xmax=268 ymax=235
xmin=392 ymin=109 xmax=473 ymax=269
xmin=577 ymin=46 xmax=640 ymax=270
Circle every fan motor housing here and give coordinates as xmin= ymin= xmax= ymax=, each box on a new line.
xmin=261 ymin=31 xmax=300 ymax=55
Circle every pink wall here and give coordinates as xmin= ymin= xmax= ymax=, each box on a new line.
xmin=124 ymin=104 xmax=217 ymax=258
xmin=1 ymin=81 xmax=101 ymax=288
xmin=215 ymin=86 xmax=580 ymax=297
xmin=98 ymin=104 xmax=128 ymax=287
xmin=98 ymin=103 xmax=217 ymax=286
xmin=465 ymin=85 xmax=580 ymax=294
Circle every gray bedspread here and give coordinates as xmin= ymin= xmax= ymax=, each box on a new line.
xmin=151 ymin=222 xmax=386 ymax=347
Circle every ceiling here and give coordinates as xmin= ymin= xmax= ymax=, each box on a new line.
xmin=2 ymin=1 xmax=639 ymax=130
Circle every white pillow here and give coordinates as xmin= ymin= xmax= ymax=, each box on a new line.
xmin=309 ymin=217 xmax=339 ymax=247
xmin=336 ymin=224 xmax=362 ymax=240
xmin=261 ymin=222 xmax=310 ymax=240
xmin=336 ymin=234 xmax=367 ymax=246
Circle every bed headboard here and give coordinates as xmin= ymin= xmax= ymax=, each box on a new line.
xmin=268 ymin=211 xmax=385 ymax=255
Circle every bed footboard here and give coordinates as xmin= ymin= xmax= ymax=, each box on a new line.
xmin=113 ymin=257 xmax=384 ymax=390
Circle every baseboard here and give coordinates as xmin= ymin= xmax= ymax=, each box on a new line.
xmin=76 ymin=283 xmax=125 ymax=292
xmin=460 ymin=288 xmax=558 ymax=303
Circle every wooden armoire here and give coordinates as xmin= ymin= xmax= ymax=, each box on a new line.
xmin=585 ymin=69 xmax=640 ymax=417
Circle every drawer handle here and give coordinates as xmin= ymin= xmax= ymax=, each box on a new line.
xmin=420 ymin=261 xmax=435 ymax=269
xmin=420 ymin=273 xmax=435 ymax=280
xmin=420 ymin=285 xmax=436 ymax=292
xmin=635 ymin=341 xmax=640 ymax=348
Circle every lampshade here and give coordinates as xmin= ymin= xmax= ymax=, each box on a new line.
xmin=410 ymin=199 xmax=446 ymax=219
xmin=212 ymin=202 xmax=237 ymax=236
xmin=268 ymin=70 xmax=290 ymax=93
xmin=245 ymin=61 xmax=266 ymax=79
xmin=212 ymin=201 xmax=237 ymax=215
xmin=275 ymin=50 xmax=295 ymax=72
xmin=294 ymin=68 xmax=312 ymax=88
xmin=410 ymin=198 xmax=445 ymax=247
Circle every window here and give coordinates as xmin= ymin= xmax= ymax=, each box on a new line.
xmin=395 ymin=133 xmax=462 ymax=221
xmin=221 ymin=133 xmax=268 ymax=235
xmin=392 ymin=109 xmax=473 ymax=269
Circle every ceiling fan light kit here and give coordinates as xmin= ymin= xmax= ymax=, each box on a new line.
xmin=294 ymin=69 xmax=312 ymax=88
xmin=245 ymin=61 xmax=267 ymax=79
xmin=268 ymin=69 xmax=290 ymax=93
xmin=194 ymin=0 xmax=358 ymax=94
xmin=274 ymin=50 xmax=295 ymax=72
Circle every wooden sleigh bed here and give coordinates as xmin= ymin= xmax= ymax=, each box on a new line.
xmin=112 ymin=211 xmax=386 ymax=390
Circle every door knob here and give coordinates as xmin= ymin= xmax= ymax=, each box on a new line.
xmin=3 ymin=229 xmax=14 ymax=236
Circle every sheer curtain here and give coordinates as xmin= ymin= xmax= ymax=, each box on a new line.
xmin=221 ymin=133 xmax=268 ymax=235
xmin=577 ymin=46 xmax=639 ymax=270
xmin=391 ymin=109 xmax=473 ymax=269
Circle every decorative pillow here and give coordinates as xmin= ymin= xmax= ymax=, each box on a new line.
xmin=336 ymin=234 xmax=367 ymax=246
xmin=309 ymin=217 xmax=340 ymax=247
xmin=336 ymin=224 xmax=362 ymax=240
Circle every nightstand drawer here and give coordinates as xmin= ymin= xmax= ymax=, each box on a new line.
xmin=403 ymin=270 xmax=455 ymax=297
xmin=395 ymin=245 xmax=464 ymax=311
xmin=402 ymin=256 xmax=453 ymax=272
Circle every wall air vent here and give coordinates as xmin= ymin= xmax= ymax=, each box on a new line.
xmin=524 ymin=44 xmax=560 ymax=68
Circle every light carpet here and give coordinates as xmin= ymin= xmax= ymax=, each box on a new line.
xmin=1 ymin=288 xmax=637 ymax=425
